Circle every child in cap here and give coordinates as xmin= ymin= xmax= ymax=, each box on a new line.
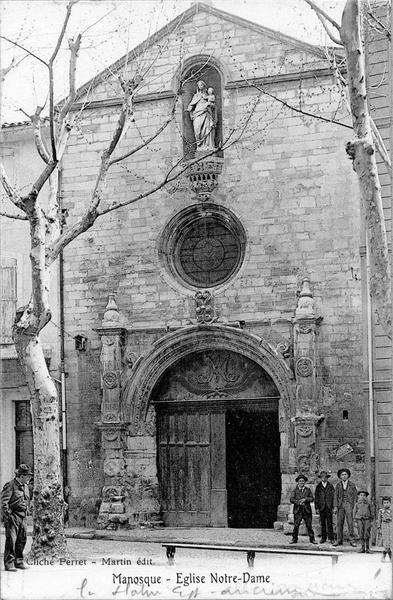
xmin=377 ymin=496 xmax=392 ymax=562
xmin=354 ymin=490 xmax=373 ymax=553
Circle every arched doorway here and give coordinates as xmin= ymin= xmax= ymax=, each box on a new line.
xmin=152 ymin=349 xmax=281 ymax=527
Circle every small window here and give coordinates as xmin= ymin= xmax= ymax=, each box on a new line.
xmin=342 ymin=410 xmax=348 ymax=421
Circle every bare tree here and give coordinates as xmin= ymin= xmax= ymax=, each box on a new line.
xmin=303 ymin=0 xmax=391 ymax=340
xmin=0 ymin=1 xmax=261 ymax=558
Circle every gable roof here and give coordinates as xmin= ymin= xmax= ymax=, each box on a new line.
xmin=73 ymin=1 xmax=337 ymax=102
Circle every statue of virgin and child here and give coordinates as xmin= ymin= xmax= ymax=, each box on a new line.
xmin=186 ymin=80 xmax=217 ymax=152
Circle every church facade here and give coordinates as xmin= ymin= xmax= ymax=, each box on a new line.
xmin=60 ymin=2 xmax=375 ymax=528
xmin=2 ymin=2 xmax=389 ymax=529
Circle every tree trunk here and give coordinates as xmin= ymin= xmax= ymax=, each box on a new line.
xmin=341 ymin=0 xmax=392 ymax=339
xmin=14 ymin=329 xmax=67 ymax=559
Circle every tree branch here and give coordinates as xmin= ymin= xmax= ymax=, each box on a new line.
xmin=251 ymin=81 xmax=352 ymax=129
xmin=304 ymin=0 xmax=341 ymax=32
xmin=48 ymin=0 xmax=79 ymax=161
xmin=46 ymin=134 xmax=246 ymax=264
xmin=0 ymin=163 xmax=25 ymax=211
xmin=109 ymin=94 xmax=178 ymax=166
xmin=46 ymin=75 xmax=143 ymax=264
xmin=18 ymin=106 xmax=51 ymax=164
xmin=0 ymin=209 xmax=28 ymax=220
xmin=0 ymin=56 xmax=27 ymax=80
xmin=367 ymin=9 xmax=391 ymax=41
xmin=56 ymin=34 xmax=82 ymax=133
xmin=0 ymin=35 xmax=49 ymax=67
xmin=304 ymin=0 xmax=343 ymax=46
xmin=30 ymin=161 xmax=57 ymax=200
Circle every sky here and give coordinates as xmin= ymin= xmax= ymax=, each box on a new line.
xmin=0 ymin=0 xmax=347 ymax=123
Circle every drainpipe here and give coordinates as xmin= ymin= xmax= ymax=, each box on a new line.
xmin=58 ymin=166 xmax=68 ymax=491
xmin=366 ymin=235 xmax=375 ymax=508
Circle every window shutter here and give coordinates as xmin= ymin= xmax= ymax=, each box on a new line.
xmin=0 ymin=258 xmax=17 ymax=344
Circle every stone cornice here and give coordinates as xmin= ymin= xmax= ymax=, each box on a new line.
xmin=225 ymin=68 xmax=340 ymax=90
xmin=70 ymin=90 xmax=175 ymax=112
xmin=69 ymin=68 xmax=338 ymax=112
xmin=119 ymin=317 xmax=295 ymax=335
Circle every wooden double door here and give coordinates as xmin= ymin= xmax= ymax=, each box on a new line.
xmin=156 ymin=404 xmax=281 ymax=528
xmin=155 ymin=349 xmax=281 ymax=527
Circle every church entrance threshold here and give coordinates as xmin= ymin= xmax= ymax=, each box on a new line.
xmin=226 ymin=409 xmax=281 ymax=528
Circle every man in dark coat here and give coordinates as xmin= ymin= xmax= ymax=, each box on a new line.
xmin=314 ymin=470 xmax=335 ymax=543
xmin=1 ymin=464 xmax=32 ymax=571
xmin=333 ymin=467 xmax=357 ymax=547
xmin=290 ymin=474 xmax=317 ymax=545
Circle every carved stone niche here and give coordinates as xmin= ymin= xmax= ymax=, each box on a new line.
xmin=187 ymin=157 xmax=224 ymax=202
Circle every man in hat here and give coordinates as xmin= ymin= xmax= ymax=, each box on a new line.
xmin=333 ymin=468 xmax=357 ymax=547
xmin=289 ymin=474 xmax=317 ymax=545
xmin=1 ymin=464 xmax=32 ymax=571
xmin=314 ymin=470 xmax=335 ymax=544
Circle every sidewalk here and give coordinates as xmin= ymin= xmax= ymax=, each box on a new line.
xmin=15 ymin=524 xmax=384 ymax=553
xmin=1 ymin=525 xmax=390 ymax=600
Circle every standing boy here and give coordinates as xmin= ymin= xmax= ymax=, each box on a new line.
xmin=354 ymin=491 xmax=373 ymax=553
xmin=333 ymin=468 xmax=358 ymax=547
xmin=314 ymin=470 xmax=335 ymax=544
xmin=290 ymin=474 xmax=317 ymax=545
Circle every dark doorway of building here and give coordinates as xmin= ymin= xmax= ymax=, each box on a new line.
xmin=15 ymin=400 xmax=33 ymax=468
xmin=226 ymin=409 xmax=281 ymax=528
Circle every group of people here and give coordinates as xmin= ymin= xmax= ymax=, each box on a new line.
xmin=290 ymin=468 xmax=392 ymax=560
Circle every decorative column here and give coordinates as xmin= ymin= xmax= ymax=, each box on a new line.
xmin=96 ymin=294 xmax=127 ymax=528
xmin=292 ymin=279 xmax=324 ymax=480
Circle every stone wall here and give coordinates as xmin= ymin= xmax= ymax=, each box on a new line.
xmin=60 ymin=6 xmax=365 ymax=526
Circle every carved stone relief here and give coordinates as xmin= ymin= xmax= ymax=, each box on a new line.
xmin=156 ymin=349 xmax=277 ymax=400
xmin=103 ymin=486 xmax=122 ymax=500
xmin=297 ymin=323 xmax=313 ymax=335
xmin=296 ymin=357 xmax=313 ymax=378
xmin=103 ymin=412 xmax=120 ymax=423
xmin=195 ymin=290 xmax=217 ymax=324
xmin=102 ymin=429 xmax=121 ymax=442
xmin=102 ymin=371 xmax=118 ymax=389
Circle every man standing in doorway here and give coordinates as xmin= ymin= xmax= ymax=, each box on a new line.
xmin=333 ymin=468 xmax=357 ymax=547
xmin=1 ymin=464 xmax=32 ymax=571
xmin=290 ymin=474 xmax=317 ymax=545
xmin=314 ymin=470 xmax=335 ymax=544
